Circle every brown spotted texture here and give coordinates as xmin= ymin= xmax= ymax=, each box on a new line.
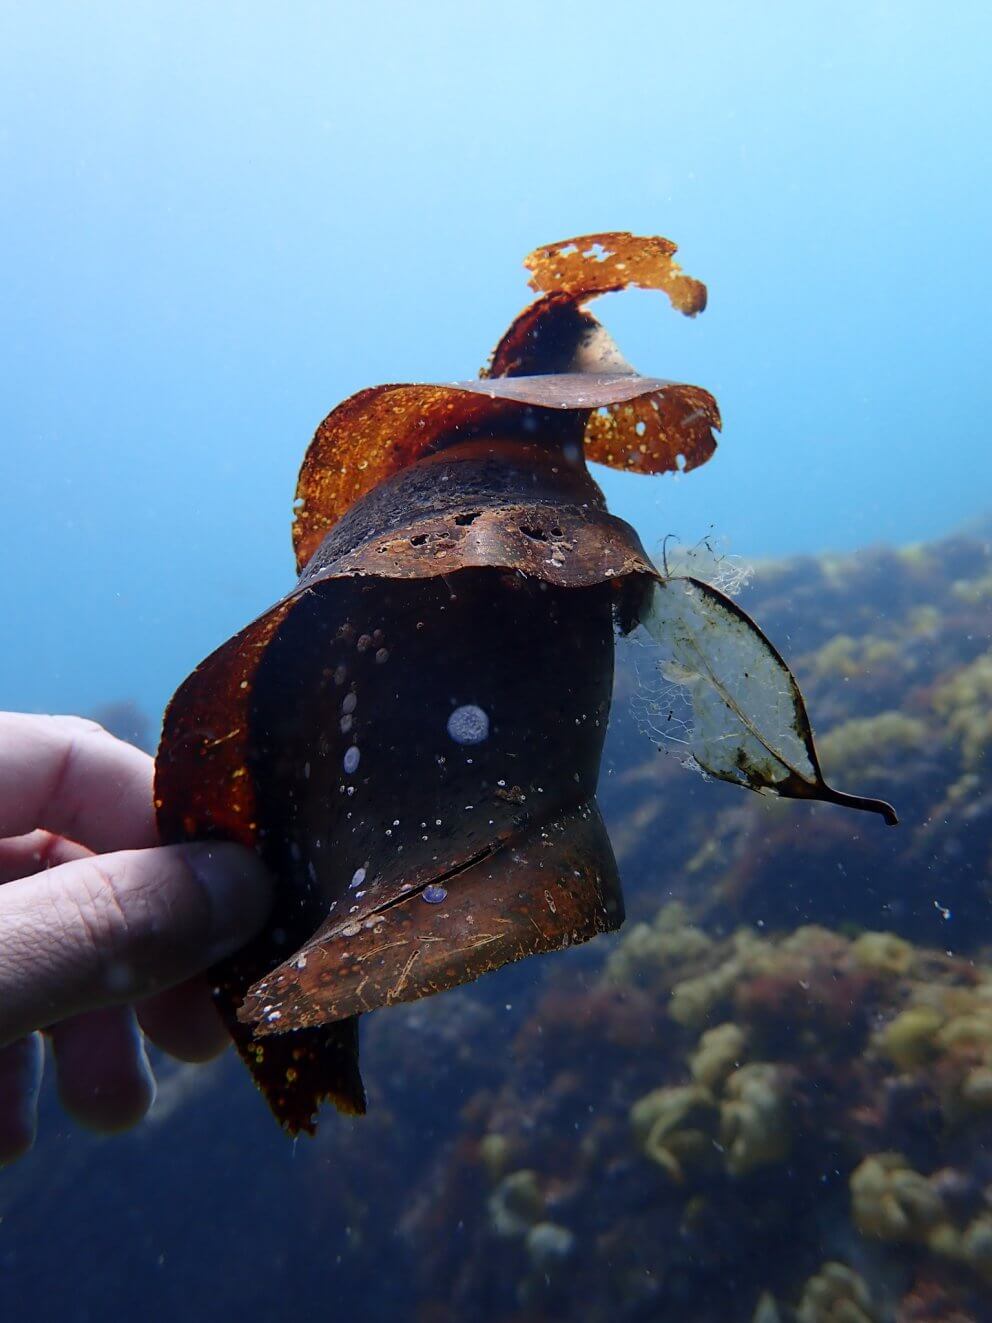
xmin=524 ymin=230 xmax=707 ymax=313
xmin=155 ymin=232 xmax=720 ymax=1135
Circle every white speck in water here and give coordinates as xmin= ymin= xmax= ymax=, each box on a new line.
xmin=447 ymin=704 xmax=490 ymax=745
xmin=350 ymin=866 xmax=367 ymax=889
xmin=423 ymin=884 xmax=447 ymax=904
xmin=340 ymin=714 xmax=354 ymax=735
xmin=304 ymin=761 xmax=311 ymax=779
xmin=343 ymin=745 xmax=361 ymax=774
xmin=341 ymin=692 xmax=357 ymax=715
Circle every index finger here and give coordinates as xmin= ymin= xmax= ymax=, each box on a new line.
xmin=0 ymin=713 xmax=158 ymax=855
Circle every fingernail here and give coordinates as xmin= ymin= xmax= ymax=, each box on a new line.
xmin=181 ymin=844 xmax=275 ymax=963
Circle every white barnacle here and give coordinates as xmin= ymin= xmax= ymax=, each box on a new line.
xmin=446 ymin=704 xmax=490 ymax=746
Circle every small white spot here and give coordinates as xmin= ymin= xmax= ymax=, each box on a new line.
xmin=343 ymin=745 xmax=361 ymax=775
xmin=447 ymin=704 xmax=490 ymax=745
xmin=350 ymin=866 xmax=367 ymax=889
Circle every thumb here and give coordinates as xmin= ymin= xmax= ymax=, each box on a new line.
xmin=0 ymin=843 xmax=273 ymax=1048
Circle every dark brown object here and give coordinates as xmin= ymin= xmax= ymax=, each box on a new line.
xmin=154 ymin=232 xmax=890 ymax=1135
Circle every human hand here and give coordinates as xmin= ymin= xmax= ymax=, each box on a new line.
xmin=0 ymin=712 xmax=273 ymax=1164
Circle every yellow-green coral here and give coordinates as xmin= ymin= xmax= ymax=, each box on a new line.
xmin=850 ymin=1153 xmax=944 ymax=1242
xmin=751 ymin=1292 xmax=782 ymax=1323
xmin=629 ymin=1084 xmax=718 ymax=1182
xmin=479 ymin=1132 xmax=512 ymax=1182
xmin=851 ymin=1156 xmax=992 ymax=1285
xmin=933 ymin=649 xmax=992 ymax=768
xmin=850 ymin=931 xmax=915 ymax=977
xmin=690 ymin=1022 xmax=748 ymax=1091
xmin=952 ymin=568 xmax=992 ymax=604
xmin=488 ymin=1169 xmax=544 ymax=1238
xmin=669 ymin=929 xmax=765 ymax=1028
xmin=810 ymin=634 xmax=862 ymax=680
xmin=873 ymin=976 xmax=992 ymax=1119
xmin=605 ymin=901 xmax=714 ymax=987
xmin=720 ymin=1063 xmax=791 ymax=1176
xmin=796 ymin=1261 xmax=876 ymax=1323
xmin=819 ymin=713 xmax=927 ymax=780
xmin=876 ymin=1004 xmax=945 ymax=1070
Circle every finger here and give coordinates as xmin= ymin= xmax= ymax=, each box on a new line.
xmin=0 ymin=842 xmax=273 ymax=1048
xmin=0 ymin=712 xmax=157 ymax=853
xmin=0 ymin=1033 xmax=44 ymax=1165
xmin=49 ymin=1007 xmax=155 ymax=1132
xmin=137 ymin=977 xmax=230 ymax=1063
xmin=0 ymin=830 xmax=91 ymax=885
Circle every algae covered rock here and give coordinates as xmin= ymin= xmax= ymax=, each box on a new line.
xmin=796 ymin=1262 xmax=876 ymax=1323
xmin=850 ymin=1153 xmax=944 ymax=1242
xmin=629 ymin=1083 xmax=718 ymax=1181
xmin=850 ymin=931 xmax=915 ymax=977
xmin=690 ymin=1022 xmax=748 ymax=1091
xmin=720 ymin=1063 xmax=791 ymax=1176
xmin=488 ymin=1169 xmax=544 ymax=1238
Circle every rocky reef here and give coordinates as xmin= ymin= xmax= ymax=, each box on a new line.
xmin=392 ymin=525 xmax=992 ymax=1323
xmin=3 ymin=525 xmax=991 ymax=1323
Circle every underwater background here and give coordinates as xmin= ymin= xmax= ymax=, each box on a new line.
xmin=2 ymin=4 xmax=991 ymax=1321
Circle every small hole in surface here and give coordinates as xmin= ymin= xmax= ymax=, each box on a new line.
xmin=410 ymin=534 xmax=428 ymax=546
xmin=454 ymin=511 xmax=481 ymax=526
xmin=519 ymin=524 xmax=547 ymax=542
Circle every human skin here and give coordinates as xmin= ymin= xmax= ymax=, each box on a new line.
xmin=0 ymin=712 xmax=273 ymax=1164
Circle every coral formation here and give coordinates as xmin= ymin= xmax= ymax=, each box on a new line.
xmin=796 ymin=1262 xmax=876 ymax=1323
xmin=5 ymin=526 xmax=992 ymax=1323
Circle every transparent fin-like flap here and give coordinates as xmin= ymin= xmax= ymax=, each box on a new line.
xmin=639 ymin=575 xmax=898 ymax=825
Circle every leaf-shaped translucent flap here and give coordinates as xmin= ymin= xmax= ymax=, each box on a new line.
xmin=582 ymin=383 xmax=719 ymax=476
xmin=293 ymin=378 xmax=718 ymax=571
xmin=639 ymin=576 xmax=898 ymax=824
xmin=487 ymin=231 xmax=707 ymax=380
xmin=239 ymin=799 xmax=623 ymax=1033
xmin=293 ymin=385 xmax=528 ymax=571
xmin=524 ymin=232 xmax=707 ymax=313
xmin=483 ymin=232 xmax=720 ymax=479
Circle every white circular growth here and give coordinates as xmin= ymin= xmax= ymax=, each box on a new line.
xmin=446 ymin=704 xmax=490 ymax=745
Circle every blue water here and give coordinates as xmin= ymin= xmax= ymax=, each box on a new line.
xmin=1 ymin=2 xmax=988 ymax=721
